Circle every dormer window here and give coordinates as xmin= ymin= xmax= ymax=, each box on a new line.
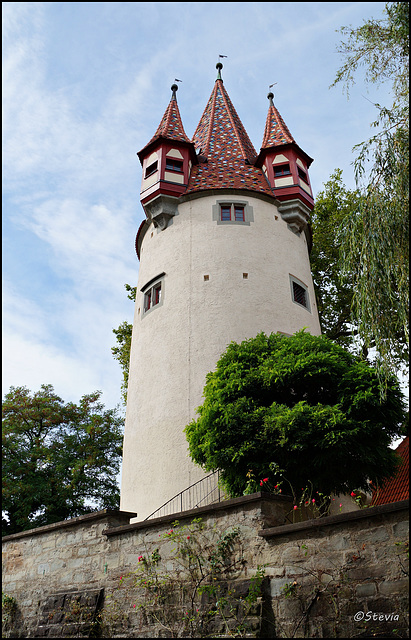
xmin=273 ymin=164 xmax=291 ymax=177
xmin=165 ymin=158 xmax=183 ymax=172
xmin=297 ymin=167 xmax=308 ymax=183
xmin=145 ymin=161 xmax=158 ymax=178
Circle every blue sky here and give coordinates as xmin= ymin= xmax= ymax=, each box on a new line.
xmin=3 ymin=2 xmax=398 ymax=412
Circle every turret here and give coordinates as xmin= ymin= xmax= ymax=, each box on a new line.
xmin=255 ymin=92 xmax=314 ymax=234
xmin=137 ymin=83 xmax=197 ymax=230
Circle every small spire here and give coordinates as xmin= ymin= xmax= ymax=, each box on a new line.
xmin=216 ymin=62 xmax=223 ymax=81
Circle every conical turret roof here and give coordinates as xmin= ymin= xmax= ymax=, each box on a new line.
xmin=138 ymin=85 xmax=192 ymax=160
xmin=185 ymin=66 xmax=273 ymax=197
xmin=261 ymin=93 xmax=295 ymax=148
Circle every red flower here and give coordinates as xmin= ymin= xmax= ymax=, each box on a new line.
xmin=351 ymin=492 xmax=356 ymax=497
xmin=263 ymin=478 xmax=269 ymax=483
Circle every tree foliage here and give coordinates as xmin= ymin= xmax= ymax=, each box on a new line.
xmin=2 ymin=384 xmax=123 ymax=536
xmin=332 ymin=2 xmax=409 ymax=376
xmin=112 ymin=284 xmax=136 ymax=405
xmin=185 ymin=332 xmax=406 ymax=500
xmin=310 ymin=169 xmax=362 ymax=351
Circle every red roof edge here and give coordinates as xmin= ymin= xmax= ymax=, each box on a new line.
xmin=371 ymin=436 xmax=409 ymax=506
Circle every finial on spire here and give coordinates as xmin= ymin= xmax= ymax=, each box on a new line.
xmin=171 ymin=83 xmax=179 ymax=99
xmin=216 ymin=55 xmax=227 ymax=81
xmin=268 ymin=82 xmax=277 ymax=105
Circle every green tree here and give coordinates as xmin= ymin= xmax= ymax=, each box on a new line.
xmin=332 ymin=1 xmax=409 ymax=376
xmin=185 ymin=332 xmax=405 ymax=500
xmin=310 ymin=169 xmax=362 ymax=351
xmin=2 ymin=384 xmax=123 ymax=536
xmin=112 ymin=284 xmax=136 ymax=405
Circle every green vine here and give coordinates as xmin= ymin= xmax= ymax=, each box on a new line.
xmin=100 ymin=518 xmax=266 ymax=637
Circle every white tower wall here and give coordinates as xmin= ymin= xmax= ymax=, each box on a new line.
xmin=120 ymin=192 xmax=321 ymax=520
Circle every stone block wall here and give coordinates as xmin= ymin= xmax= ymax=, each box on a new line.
xmin=2 ymin=494 xmax=409 ymax=638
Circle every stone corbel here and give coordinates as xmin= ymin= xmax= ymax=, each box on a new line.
xmin=278 ymin=199 xmax=311 ymax=235
xmin=143 ymin=195 xmax=179 ymax=230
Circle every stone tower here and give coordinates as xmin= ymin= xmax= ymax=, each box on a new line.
xmin=120 ymin=64 xmax=321 ymax=520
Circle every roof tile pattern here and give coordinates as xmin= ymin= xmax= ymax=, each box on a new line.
xmin=372 ymin=437 xmax=409 ymax=505
xmin=147 ymin=94 xmax=191 ymax=147
xmin=185 ymin=80 xmax=273 ymax=197
xmin=262 ymin=98 xmax=295 ymax=148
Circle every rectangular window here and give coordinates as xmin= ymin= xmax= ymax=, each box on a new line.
xmin=215 ymin=201 xmax=252 ymax=225
xmin=154 ymin=283 xmax=161 ymax=305
xmin=145 ymin=161 xmax=158 ymax=178
xmin=234 ymin=205 xmax=245 ymax=222
xmin=292 ymin=281 xmax=307 ymax=308
xmin=273 ymin=164 xmax=291 ymax=177
xmin=220 ymin=205 xmax=231 ymax=221
xmin=142 ymin=274 xmax=165 ymax=316
xmin=298 ymin=167 xmax=308 ymax=183
xmin=165 ymin=158 xmax=183 ymax=172
xmin=290 ymin=276 xmax=310 ymax=311
xmin=144 ymin=289 xmax=152 ymax=311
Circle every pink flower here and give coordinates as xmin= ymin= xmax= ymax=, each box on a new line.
xmin=133 ymin=604 xmax=136 ymax=608
xmin=138 ymin=556 xmax=143 ymax=562
xmin=293 ymin=505 xmax=298 ymax=510
xmin=339 ymin=504 xmax=342 ymax=508
xmin=312 ymin=499 xmax=315 ymax=503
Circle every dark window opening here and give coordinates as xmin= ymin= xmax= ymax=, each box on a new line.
xmin=220 ymin=205 xmax=231 ymax=221
xmin=145 ymin=161 xmax=158 ymax=178
xmin=298 ymin=167 xmax=308 ymax=183
xmin=219 ymin=203 xmax=247 ymax=223
xmin=273 ymin=164 xmax=291 ymax=177
xmin=234 ymin=205 xmax=245 ymax=222
xmin=144 ymin=290 xmax=152 ymax=311
xmin=143 ymin=281 xmax=162 ymax=313
xmin=165 ymin=158 xmax=183 ymax=172
xmin=292 ymin=281 xmax=307 ymax=308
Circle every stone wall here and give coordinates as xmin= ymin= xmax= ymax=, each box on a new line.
xmin=2 ymin=494 xmax=409 ymax=638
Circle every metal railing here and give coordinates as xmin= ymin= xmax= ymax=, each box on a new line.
xmin=144 ymin=471 xmax=227 ymax=521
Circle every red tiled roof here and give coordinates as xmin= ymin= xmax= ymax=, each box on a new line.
xmin=261 ymin=94 xmax=295 ymax=148
xmin=144 ymin=89 xmax=191 ymax=150
xmin=372 ymin=437 xmax=409 ymax=505
xmin=185 ymin=79 xmax=273 ymax=197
